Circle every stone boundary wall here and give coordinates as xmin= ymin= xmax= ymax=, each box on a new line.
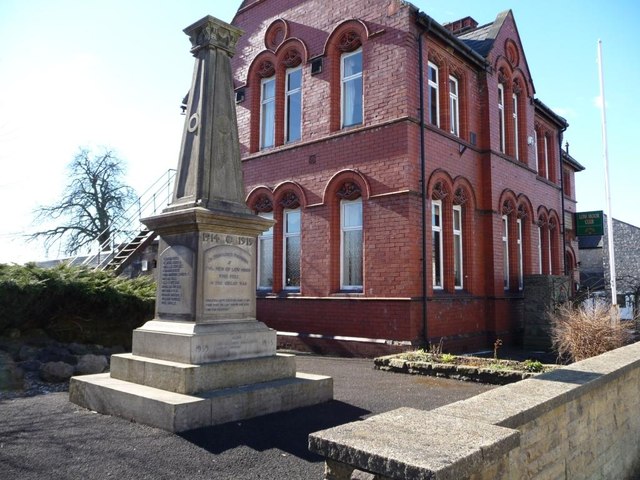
xmin=309 ymin=342 xmax=640 ymax=479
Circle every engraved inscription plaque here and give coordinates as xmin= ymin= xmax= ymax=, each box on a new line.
xmin=203 ymin=242 xmax=253 ymax=318
xmin=158 ymin=245 xmax=193 ymax=315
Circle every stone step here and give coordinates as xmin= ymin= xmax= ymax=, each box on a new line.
xmin=70 ymin=371 xmax=333 ymax=432
xmin=110 ymin=352 xmax=297 ymax=394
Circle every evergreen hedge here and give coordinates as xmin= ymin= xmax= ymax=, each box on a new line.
xmin=0 ymin=263 xmax=155 ymax=347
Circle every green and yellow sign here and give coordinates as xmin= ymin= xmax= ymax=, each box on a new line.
xmin=576 ymin=211 xmax=604 ymax=236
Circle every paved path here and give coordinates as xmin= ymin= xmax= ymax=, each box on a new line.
xmin=0 ymin=355 xmax=494 ymax=480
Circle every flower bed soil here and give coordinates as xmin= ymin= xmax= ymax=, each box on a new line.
xmin=374 ymin=352 xmax=558 ymax=385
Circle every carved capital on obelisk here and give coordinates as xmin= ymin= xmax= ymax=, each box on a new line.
xmin=184 ymin=15 xmax=243 ymax=57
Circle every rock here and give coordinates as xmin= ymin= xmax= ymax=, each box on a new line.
xmin=68 ymin=342 xmax=89 ymax=355
xmin=0 ymin=352 xmax=24 ymax=390
xmin=18 ymin=345 xmax=40 ymax=361
xmin=18 ymin=359 xmax=42 ymax=372
xmin=37 ymin=345 xmax=77 ymax=365
xmin=39 ymin=361 xmax=74 ymax=383
xmin=75 ymin=354 xmax=108 ymax=375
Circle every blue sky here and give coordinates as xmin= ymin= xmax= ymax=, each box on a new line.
xmin=0 ymin=0 xmax=638 ymax=263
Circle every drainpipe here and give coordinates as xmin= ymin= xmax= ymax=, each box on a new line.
xmin=558 ymin=125 xmax=568 ymax=277
xmin=418 ymin=18 xmax=430 ymax=346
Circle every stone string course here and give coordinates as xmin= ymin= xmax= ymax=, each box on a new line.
xmin=309 ymin=342 xmax=640 ymax=479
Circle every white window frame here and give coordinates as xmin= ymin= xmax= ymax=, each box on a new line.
xmin=498 ymin=84 xmax=505 ymax=153
xmin=544 ymin=134 xmax=549 ymax=180
xmin=283 ymin=208 xmax=301 ymax=290
xmin=257 ymin=212 xmax=274 ymax=290
xmin=285 ymin=66 xmax=302 ymax=143
xmin=534 ymin=130 xmax=539 ymax=172
xmin=537 ymin=224 xmax=543 ymax=274
xmin=260 ymin=76 xmax=276 ymax=149
xmin=432 ymin=200 xmax=443 ymax=289
xmin=340 ymin=198 xmax=363 ymax=290
xmin=341 ymin=48 xmax=363 ymax=128
xmin=517 ymin=217 xmax=523 ymax=291
xmin=449 ymin=75 xmax=459 ymax=136
xmin=548 ymin=228 xmax=553 ymax=274
xmin=502 ymin=215 xmax=509 ymax=290
xmin=427 ymin=62 xmax=439 ymax=127
xmin=453 ymin=205 xmax=463 ymax=289
xmin=512 ymin=93 xmax=519 ymax=160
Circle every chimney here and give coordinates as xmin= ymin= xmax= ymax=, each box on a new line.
xmin=443 ymin=16 xmax=478 ymax=35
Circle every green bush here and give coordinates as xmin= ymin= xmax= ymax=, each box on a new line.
xmin=0 ymin=263 xmax=155 ymax=347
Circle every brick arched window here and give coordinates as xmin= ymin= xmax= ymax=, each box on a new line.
xmin=537 ymin=213 xmax=551 ymax=275
xmin=429 ymin=176 xmax=475 ymax=293
xmin=549 ymin=215 xmax=560 ymax=275
xmin=337 ymin=182 xmax=363 ymax=290
xmin=326 ymin=21 xmax=368 ymax=131
xmin=279 ymin=191 xmax=302 ymax=290
xmin=247 ymin=33 xmax=307 ymax=152
xmin=247 ymin=189 xmax=275 ymax=291
xmin=452 ymin=186 xmax=472 ymax=291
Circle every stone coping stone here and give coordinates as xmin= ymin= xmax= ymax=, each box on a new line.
xmin=309 ymin=407 xmax=519 ymax=480
xmin=433 ymin=341 xmax=640 ymax=430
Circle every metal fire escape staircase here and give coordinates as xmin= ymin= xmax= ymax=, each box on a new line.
xmin=67 ymin=169 xmax=176 ymax=275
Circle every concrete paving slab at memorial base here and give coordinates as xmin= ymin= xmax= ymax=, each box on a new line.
xmin=69 ymin=370 xmax=332 ymax=432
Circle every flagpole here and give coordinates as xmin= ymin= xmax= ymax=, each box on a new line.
xmin=597 ymin=39 xmax=617 ymax=312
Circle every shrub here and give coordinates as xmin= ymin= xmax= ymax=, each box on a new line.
xmin=440 ymin=353 xmax=455 ymax=363
xmin=523 ymin=359 xmax=544 ymax=373
xmin=0 ymin=263 xmax=155 ymax=346
xmin=549 ymin=301 xmax=632 ymax=362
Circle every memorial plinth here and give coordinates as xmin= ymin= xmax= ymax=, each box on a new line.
xmin=69 ymin=15 xmax=332 ymax=432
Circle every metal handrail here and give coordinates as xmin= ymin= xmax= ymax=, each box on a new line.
xmin=67 ymin=169 xmax=176 ymax=269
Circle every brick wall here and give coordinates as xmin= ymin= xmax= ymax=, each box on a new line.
xmin=230 ymin=0 xmax=578 ymax=354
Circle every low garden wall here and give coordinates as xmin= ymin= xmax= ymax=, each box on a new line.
xmin=309 ymin=342 xmax=640 ymax=479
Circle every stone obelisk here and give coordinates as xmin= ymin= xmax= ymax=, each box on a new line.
xmin=69 ymin=16 xmax=332 ymax=432
xmin=132 ymin=15 xmax=277 ymax=365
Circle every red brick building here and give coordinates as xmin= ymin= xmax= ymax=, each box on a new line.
xmin=229 ymin=0 xmax=583 ymax=355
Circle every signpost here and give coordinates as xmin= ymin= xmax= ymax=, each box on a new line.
xmin=575 ymin=210 xmax=604 ymax=236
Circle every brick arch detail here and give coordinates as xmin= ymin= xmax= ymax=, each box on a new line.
xmin=495 ymin=56 xmax=513 ymax=83
xmin=516 ymin=194 xmax=534 ymax=224
xmin=264 ymin=18 xmax=289 ymax=51
xmin=427 ymin=169 xmax=454 ymax=200
xmin=273 ymin=180 xmax=307 ymax=208
xmin=246 ymin=185 xmax=274 ymax=212
xmin=511 ymin=69 xmax=532 ymax=99
xmin=452 ymin=176 xmax=477 ymax=209
xmin=498 ymin=189 xmax=518 ymax=213
xmin=322 ymin=169 xmax=370 ymax=204
xmin=536 ymin=205 xmax=550 ymax=224
xmin=321 ymin=19 xmax=370 ymax=57
xmin=246 ymin=51 xmax=278 ymax=83
xmin=274 ymin=37 xmax=309 ymax=67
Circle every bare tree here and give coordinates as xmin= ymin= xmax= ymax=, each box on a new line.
xmin=29 ymin=148 xmax=136 ymax=255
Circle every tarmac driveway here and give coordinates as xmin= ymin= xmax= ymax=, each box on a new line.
xmin=0 ymin=355 xmax=493 ymax=480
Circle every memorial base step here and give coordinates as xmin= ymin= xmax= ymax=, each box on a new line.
xmin=69 ymin=371 xmax=333 ymax=432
